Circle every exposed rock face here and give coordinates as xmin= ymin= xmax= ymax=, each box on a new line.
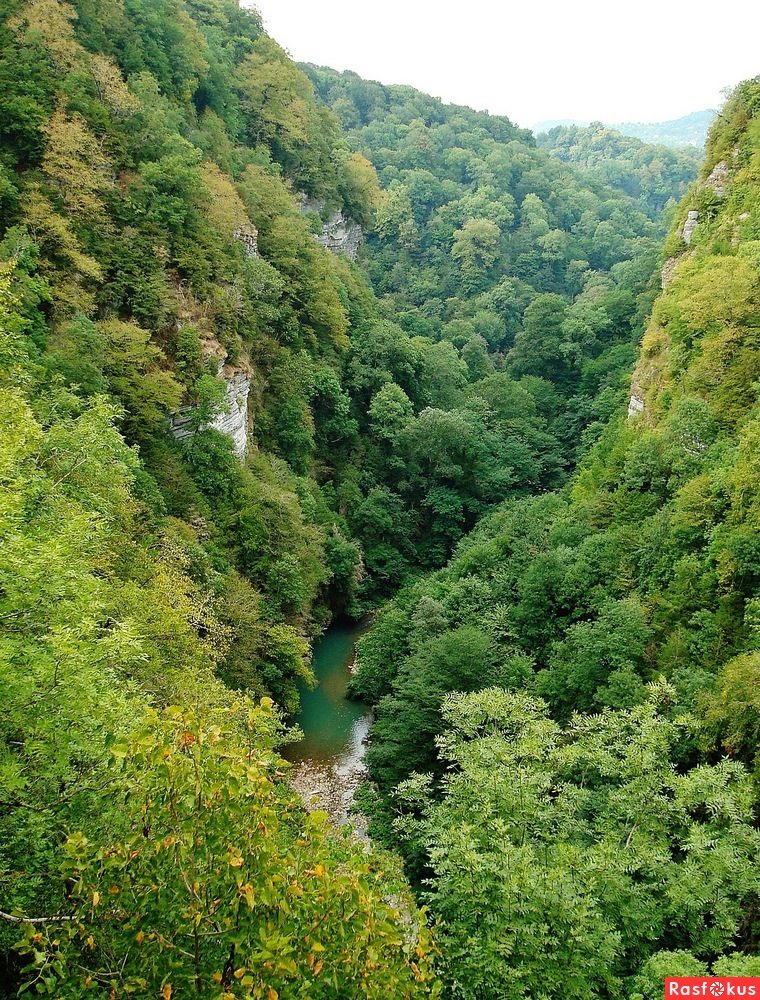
xmin=627 ymin=369 xmax=647 ymax=419
xmin=317 ymin=209 xmax=363 ymax=260
xmin=168 ymin=409 xmax=196 ymax=446
xmin=661 ymin=256 xmax=679 ymax=288
xmin=682 ymin=209 xmax=700 ymax=245
xmin=627 ymin=392 xmax=645 ymax=418
xmin=676 ymin=160 xmax=731 ymax=252
xmin=210 ymin=371 xmax=250 ymax=456
xmin=233 ymin=224 xmax=258 ymax=258
xmin=298 ymin=195 xmax=363 ymax=261
xmin=705 ymin=159 xmax=729 ymax=198
xmin=169 ymin=367 xmax=250 ymax=458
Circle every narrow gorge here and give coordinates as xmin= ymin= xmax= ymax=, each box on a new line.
xmin=1 ymin=1 xmax=759 ymax=997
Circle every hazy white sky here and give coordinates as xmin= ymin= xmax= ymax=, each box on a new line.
xmin=247 ymin=0 xmax=760 ymax=129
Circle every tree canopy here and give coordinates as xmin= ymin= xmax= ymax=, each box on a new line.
xmin=2 ymin=0 xmax=759 ymax=994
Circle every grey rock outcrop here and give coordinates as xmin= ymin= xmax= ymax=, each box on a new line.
xmin=169 ymin=367 xmax=250 ymax=459
xmin=661 ymin=256 xmax=679 ymax=288
xmin=627 ymin=370 xmax=647 ymax=419
xmin=627 ymin=391 xmax=645 ymax=418
xmin=704 ymin=160 xmax=729 ymax=198
xmin=210 ymin=370 xmax=250 ymax=456
xmin=682 ymin=210 xmax=700 ymax=245
xmin=299 ymin=195 xmax=363 ymax=261
xmin=676 ymin=159 xmax=731 ymax=251
xmin=233 ymin=224 xmax=258 ymax=258
xmin=317 ymin=209 xmax=363 ymax=260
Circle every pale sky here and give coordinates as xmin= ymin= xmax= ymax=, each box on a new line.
xmin=247 ymin=0 xmax=760 ymax=129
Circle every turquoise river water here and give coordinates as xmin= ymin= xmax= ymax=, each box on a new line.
xmin=283 ymin=619 xmax=371 ymax=771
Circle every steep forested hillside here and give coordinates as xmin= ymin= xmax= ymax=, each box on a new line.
xmin=1 ymin=0 xmax=758 ymax=995
xmin=0 ymin=0 xmax=442 ymax=993
xmin=352 ymin=78 xmax=760 ymax=996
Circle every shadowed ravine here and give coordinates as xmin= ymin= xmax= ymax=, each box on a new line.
xmin=283 ymin=620 xmax=372 ymax=830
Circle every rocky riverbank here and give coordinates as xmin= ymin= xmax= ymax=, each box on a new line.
xmin=289 ymin=718 xmax=371 ymax=839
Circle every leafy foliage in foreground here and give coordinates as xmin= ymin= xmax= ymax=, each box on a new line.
xmin=0 ymin=260 xmax=437 ymax=994
xmin=1 ymin=0 xmax=755 ymax=992
xmin=396 ymin=687 xmax=760 ymax=999
xmin=0 ymin=0 xmax=441 ymax=987
xmin=16 ymin=705 xmax=437 ymax=998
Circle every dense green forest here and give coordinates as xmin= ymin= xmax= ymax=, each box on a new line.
xmin=351 ymin=79 xmax=760 ymax=994
xmin=0 ymin=0 xmax=444 ymax=993
xmin=0 ymin=0 xmax=758 ymax=995
xmin=537 ymin=123 xmax=703 ymax=218
xmin=300 ymin=65 xmax=688 ymax=580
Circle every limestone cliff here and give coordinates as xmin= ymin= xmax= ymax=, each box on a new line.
xmin=169 ymin=364 xmax=251 ymax=458
xmin=298 ymin=195 xmax=363 ymax=260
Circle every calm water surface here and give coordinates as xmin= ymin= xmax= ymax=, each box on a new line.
xmin=283 ymin=619 xmax=371 ymax=774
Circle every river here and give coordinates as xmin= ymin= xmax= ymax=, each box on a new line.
xmin=282 ymin=619 xmax=372 ymax=829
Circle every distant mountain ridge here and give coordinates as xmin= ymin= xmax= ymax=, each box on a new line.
xmin=534 ymin=109 xmax=717 ymax=147
xmin=536 ymin=121 xmax=703 ymax=217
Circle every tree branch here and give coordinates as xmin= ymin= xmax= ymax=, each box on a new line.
xmin=0 ymin=909 xmax=74 ymax=924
